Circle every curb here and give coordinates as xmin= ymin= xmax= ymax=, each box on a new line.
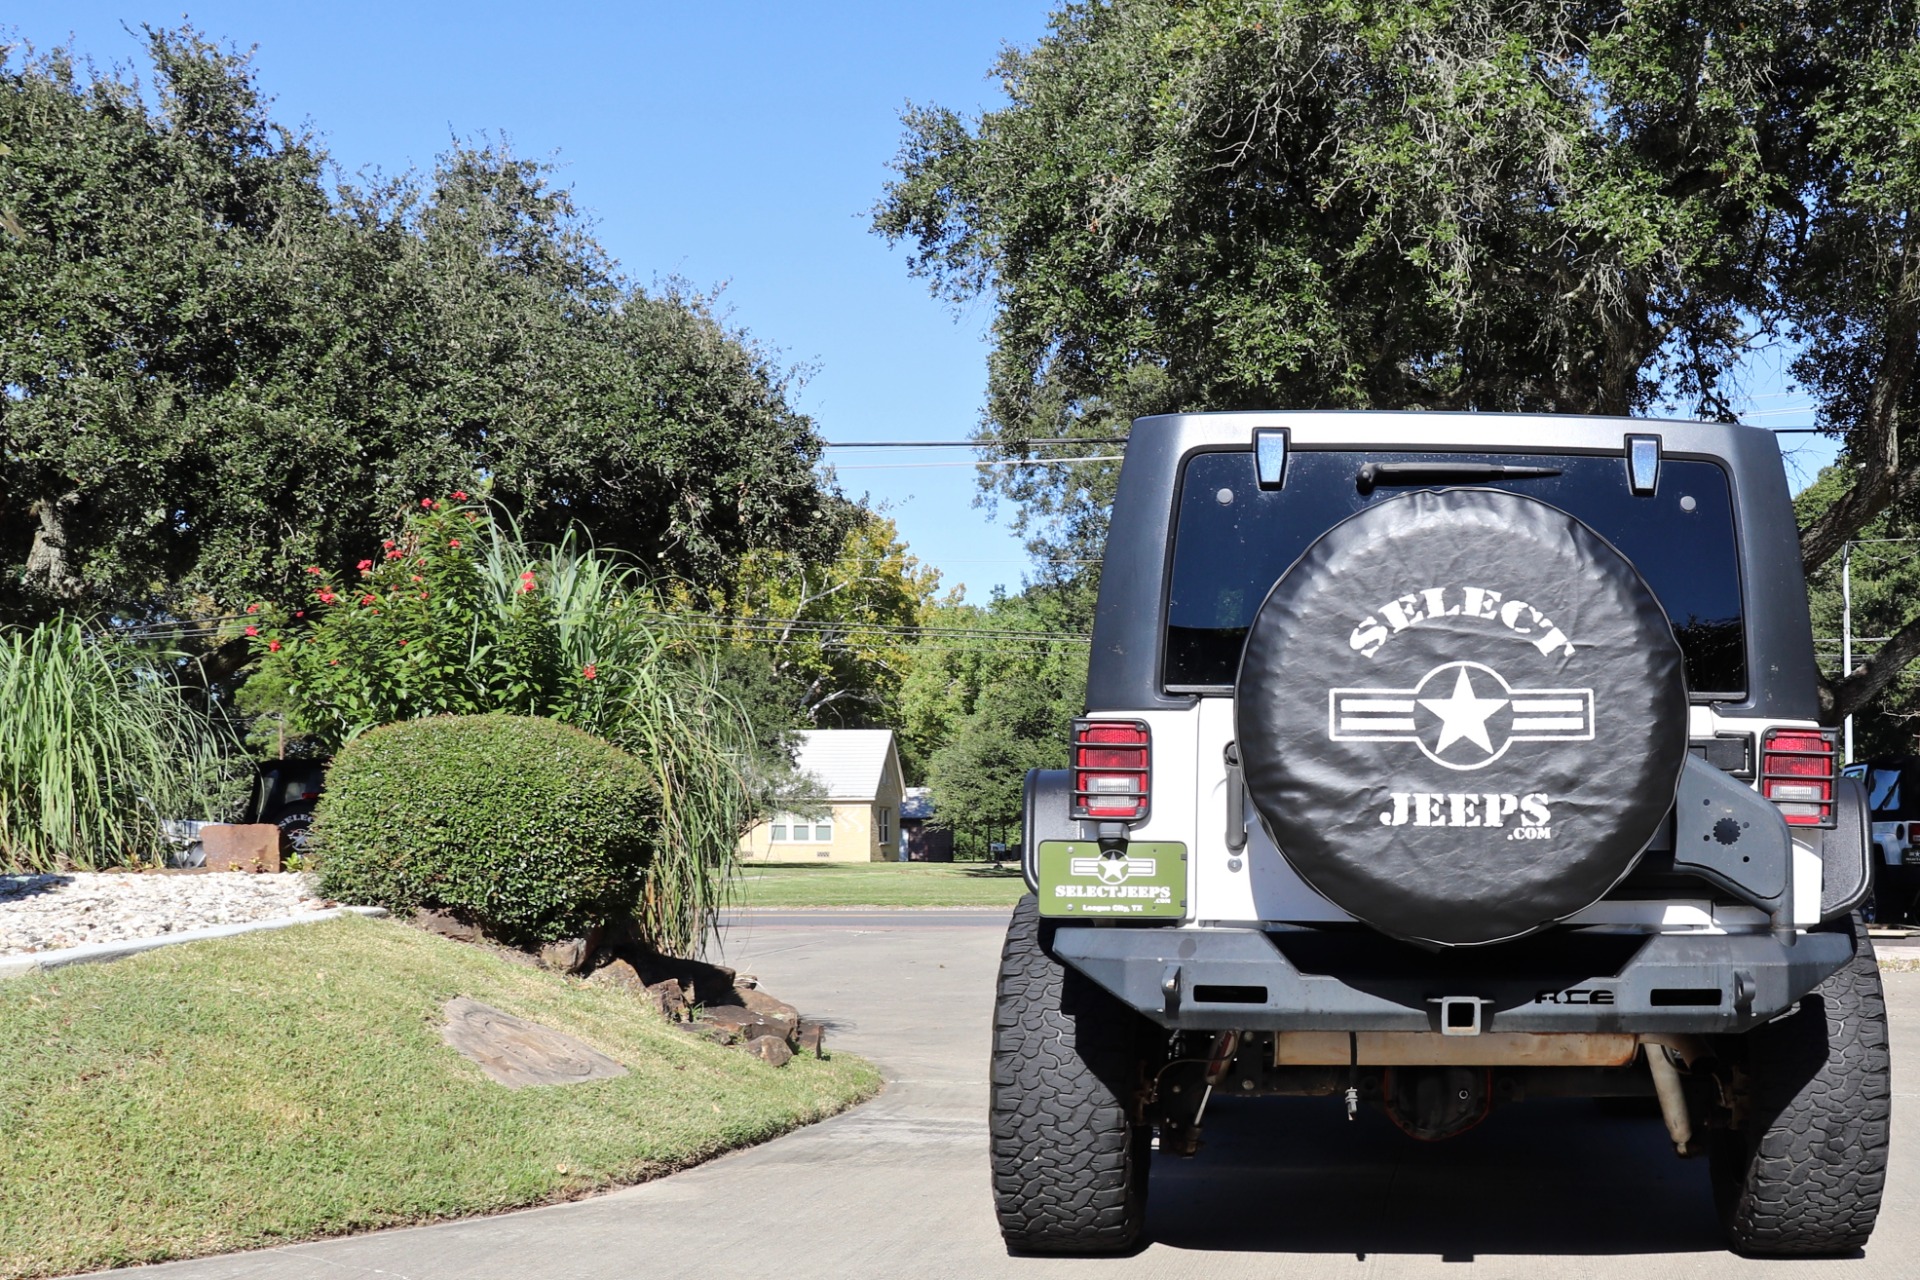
xmin=0 ymin=906 xmax=390 ymax=979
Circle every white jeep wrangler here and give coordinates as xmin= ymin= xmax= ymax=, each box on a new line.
xmin=994 ymin=411 xmax=1888 ymax=1257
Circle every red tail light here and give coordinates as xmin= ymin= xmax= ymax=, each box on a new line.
xmin=1760 ymin=728 xmax=1837 ymax=828
xmin=1072 ymin=719 xmax=1151 ymax=822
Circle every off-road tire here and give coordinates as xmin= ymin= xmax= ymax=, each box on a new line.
xmin=990 ymin=894 xmax=1154 ymax=1255
xmin=1712 ymin=915 xmax=1891 ymax=1256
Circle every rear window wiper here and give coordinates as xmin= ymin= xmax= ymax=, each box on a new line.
xmin=1356 ymin=461 xmax=1562 ymax=494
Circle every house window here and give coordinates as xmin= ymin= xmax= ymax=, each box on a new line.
xmin=877 ymin=806 xmax=892 ymax=845
xmin=770 ymin=814 xmax=831 ymax=843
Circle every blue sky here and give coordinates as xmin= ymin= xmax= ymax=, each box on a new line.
xmin=10 ymin=3 xmax=1838 ymax=599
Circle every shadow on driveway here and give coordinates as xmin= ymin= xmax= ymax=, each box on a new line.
xmin=1146 ymin=1095 xmax=1724 ymax=1259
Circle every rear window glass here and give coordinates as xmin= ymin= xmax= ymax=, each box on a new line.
xmin=1164 ymin=450 xmax=1746 ymax=697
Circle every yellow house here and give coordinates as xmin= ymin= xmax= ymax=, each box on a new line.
xmin=737 ymin=729 xmax=907 ymax=863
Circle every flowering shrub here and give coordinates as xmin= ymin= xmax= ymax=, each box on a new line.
xmin=246 ymin=497 xmax=573 ymax=751
xmin=240 ymin=496 xmax=773 ymax=954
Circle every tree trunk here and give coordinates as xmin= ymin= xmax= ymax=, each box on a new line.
xmin=1800 ymin=233 xmax=1920 ymax=575
xmin=23 ymin=490 xmax=84 ymax=600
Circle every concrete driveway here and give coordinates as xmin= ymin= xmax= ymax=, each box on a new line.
xmin=90 ymin=911 xmax=1917 ymax=1279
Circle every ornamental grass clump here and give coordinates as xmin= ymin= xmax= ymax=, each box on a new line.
xmin=0 ymin=619 xmax=245 ymax=872
xmin=314 ymin=714 xmax=658 ymax=945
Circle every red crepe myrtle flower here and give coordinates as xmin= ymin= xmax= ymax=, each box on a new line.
xmin=419 ymin=592 xmax=429 ymax=600
xmin=411 ymin=575 xmax=423 ymax=583
xmin=451 ymin=489 xmax=468 ymax=501
xmin=582 ymin=664 xmax=597 ymax=680
xmin=399 ymin=640 xmax=409 ymax=648
xmin=245 ymin=603 xmax=260 ymax=614
xmin=382 ymin=540 xmax=395 ymax=549
xmin=306 ymin=566 xmax=322 ymax=575
xmin=357 ymin=559 xmax=373 ymax=572
xmin=329 ymin=659 xmax=339 ymax=666
xmin=360 ymin=594 xmax=377 ymax=606
xmin=268 ymin=639 xmax=281 ymax=652
xmin=294 ymin=610 xmax=305 ymax=618
xmin=317 ymin=590 xmax=337 ymax=604
xmin=420 ymin=498 xmax=436 ymax=509
xmin=385 ymin=549 xmax=404 ymax=560
xmin=448 ymin=539 xmax=462 ymax=548
xmin=244 ymin=626 xmax=258 ymax=637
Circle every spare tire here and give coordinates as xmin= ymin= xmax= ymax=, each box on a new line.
xmin=1235 ymin=488 xmax=1688 ymax=946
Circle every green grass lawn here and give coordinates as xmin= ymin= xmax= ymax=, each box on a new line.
xmin=733 ymin=860 xmax=1027 ymax=908
xmin=0 ymin=915 xmax=879 ymax=1278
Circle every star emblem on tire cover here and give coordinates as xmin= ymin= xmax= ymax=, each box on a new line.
xmin=1328 ymin=661 xmax=1594 ymax=770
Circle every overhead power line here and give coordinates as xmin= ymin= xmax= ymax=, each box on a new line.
xmin=828 ymin=456 xmax=1123 ymax=471
xmin=820 ymin=438 xmax=1129 ymax=448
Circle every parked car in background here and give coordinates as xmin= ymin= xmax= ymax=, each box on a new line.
xmin=256 ymin=758 xmax=327 ymax=859
xmin=1843 ymin=756 xmax=1920 ymax=923
xmin=160 ymin=758 xmax=329 ymax=867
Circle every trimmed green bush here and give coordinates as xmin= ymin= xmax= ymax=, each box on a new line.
xmin=314 ymin=714 xmax=658 ymax=944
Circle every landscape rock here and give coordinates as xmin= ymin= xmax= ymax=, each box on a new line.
xmin=744 ymin=1034 xmax=793 ymax=1067
xmin=587 ymin=958 xmax=647 ymax=993
xmin=613 ymin=948 xmax=739 ymax=1005
xmin=795 ymin=1020 xmax=828 ymax=1059
xmin=413 ymin=908 xmax=485 ymax=943
xmin=537 ymin=937 xmax=593 ymax=974
xmin=698 ymin=1005 xmax=774 ymax=1043
xmin=674 ymin=1020 xmax=737 ymax=1045
xmin=642 ymin=978 xmax=692 ymax=1022
xmin=199 ymin=824 xmax=281 ymax=874
xmin=737 ymin=986 xmax=799 ymax=1024
xmin=440 ymin=996 xmax=627 ymax=1088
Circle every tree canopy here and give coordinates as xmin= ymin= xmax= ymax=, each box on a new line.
xmin=706 ymin=511 xmax=948 ymax=729
xmin=0 ymin=28 xmax=843 ymax=630
xmin=897 ymin=593 xmax=1088 ymax=853
xmin=877 ymin=0 xmax=1920 ymax=717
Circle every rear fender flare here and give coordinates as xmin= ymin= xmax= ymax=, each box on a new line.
xmin=1022 ymin=769 xmax=1088 ymax=894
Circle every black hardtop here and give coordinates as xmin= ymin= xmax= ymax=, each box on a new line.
xmin=1086 ymin=410 xmax=1818 ymax=721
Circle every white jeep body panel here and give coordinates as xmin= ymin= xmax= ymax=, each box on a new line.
xmin=1113 ymin=700 xmax=1829 ymax=932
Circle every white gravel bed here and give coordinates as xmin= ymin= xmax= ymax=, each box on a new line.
xmin=0 ymin=872 xmax=332 ymax=956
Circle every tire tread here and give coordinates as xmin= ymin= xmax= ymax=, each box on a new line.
xmin=1718 ymin=916 xmax=1891 ymax=1256
xmin=989 ymin=895 xmax=1149 ymax=1254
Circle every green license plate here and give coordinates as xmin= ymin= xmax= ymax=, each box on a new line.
xmin=1036 ymin=841 xmax=1187 ymax=918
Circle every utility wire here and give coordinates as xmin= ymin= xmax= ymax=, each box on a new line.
xmin=827 ymin=456 xmax=1123 ymax=471
xmin=821 ymin=438 xmax=1129 ymax=448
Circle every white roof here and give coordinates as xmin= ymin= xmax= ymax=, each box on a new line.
xmin=793 ymin=729 xmax=899 ymax=802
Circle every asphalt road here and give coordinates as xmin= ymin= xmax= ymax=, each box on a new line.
xmin=90 ymin=912 xmax=1918 ymax=1279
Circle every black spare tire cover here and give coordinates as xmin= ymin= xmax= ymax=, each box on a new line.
xmin=1235 ymin=488 xmax=1689 ymax=947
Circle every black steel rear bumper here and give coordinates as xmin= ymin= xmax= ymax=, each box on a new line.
xmin=1050 ymin=924 xmax=1856 ymax=1035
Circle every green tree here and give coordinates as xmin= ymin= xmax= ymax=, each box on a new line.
xmin=709 ymin=510 xmax=948 ymax=727
xmin=898 ymin=594 xmax=1088 ymax=854
xmin=0 ymin=28 xmax=842 ymax=636
xmin=1801 ymin=468 xmax=1920 ymax=755
xmin=876 ymin=0 xmax=1920 ymax=720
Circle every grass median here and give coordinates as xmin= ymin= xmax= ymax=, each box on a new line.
xmin=733 ymin=860 xmax=1026 ymax=908
xmin=0 ymin=914 xmax=880 ymax=1278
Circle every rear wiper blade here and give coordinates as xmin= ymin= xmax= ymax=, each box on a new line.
xmin=1356 ymin=462 xmax=1562 ymax=494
